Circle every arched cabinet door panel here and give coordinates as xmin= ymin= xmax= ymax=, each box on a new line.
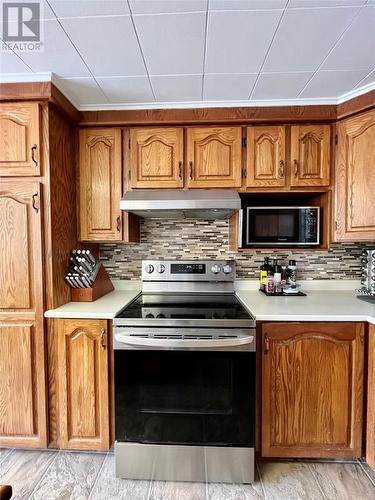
xmin=261 ymin=322 xmax=364 ymax=458
xmin=57 ymin=319 xmax=110 ymax=450
xmin=187 ymin=127 xmax=242 ymax=188
xmin=246 ymin=126 xmax=286 ymax=187
xmin=129 ymin=128 xmax=184 ymax=189
xmin=0 ymin=102 xmax=41 ymax=176
xmin=290 ymin=125 xmax=331 ymax=187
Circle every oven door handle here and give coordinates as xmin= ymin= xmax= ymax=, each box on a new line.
xmin=114 ymin=334 xmax=254 ymax=348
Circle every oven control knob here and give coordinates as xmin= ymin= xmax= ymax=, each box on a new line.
xmin=157 ymin=313 xmax=165 ymax=318
xmin=222 ymin=265 xmax=233 ymax=274
xmin=144 ymin=264 xmax=154 ymax=274
xmin=157 ymin=264 xmax=165 ymax=274
xmin=211 ymin=264 xmax=221 ymax=274
xmin=145 ymin=313 xmax=154 ymax=318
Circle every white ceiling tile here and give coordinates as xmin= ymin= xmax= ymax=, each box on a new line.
xmin=209 ymin=0 xmax=287 ymax=9
xmin=263 ymin=6 xmax=359 ymax=72
xmin=61 ymin=15 xmax=146 ymax=77
xmin=321 ymin=6 xmax=375 ymax=71
xmin=0 ymin=50 xmax=32 ymax=73
xmin=355 ymin=69 xmax=375 ymax=88
xmin=48 ymin=0 xmax=130 ymax=18
xmin=203 ymin=73 xmax=257 ymax=100
xmin=12 ymin=19 xmax=90 ymax=77
xmin=97 ymin=76 xmax=154 ymax=103
xmin=205 ymin=10 xmax=282 ymax=73
xmin=151 ymin=74 xmax=202 ymax=101
xmin=252 ymin=72 xmax=313 ymax=99
xmin=300 ymin=69 xmax=368 ymax=97
xmin=289 ymin=0 xmax=365 ymax=7
xmin=56 ymin=77 xmax=107 ymax=105
xmin=130 ymin=1 xmax=207 ymax=14
xmin=40 ymin=1 xmax=57 ymax=19
xmin=134 ymin=13 xmax=206 ymax=74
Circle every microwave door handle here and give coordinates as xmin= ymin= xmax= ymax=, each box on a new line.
xmin=114 ymin=334 xmax=254 ymax=349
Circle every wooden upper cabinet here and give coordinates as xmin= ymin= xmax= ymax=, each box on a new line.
xmin=335 ymin=109 xmax=375 ymax=241
xmin=129 ymin=127 xmax=183 ymax=188
xmin=57 ymin=319 xmax=110 ymax=450
xmin=0 ymin=102 xmax=41 ymax=176
xmin=246 ymin=126 xmax=286 ymax=187
xmin=79 ymin=128 xmax=123 ymax=241
xmin=187 ymin=127 xmax=242 ymax=188
xmin=290 ymin=125 xmax=331 ymax=187
xmin=262 ymin=322 xmax=364 ymax=459
xmin=0 ymin=181 xmax=42 ymax=314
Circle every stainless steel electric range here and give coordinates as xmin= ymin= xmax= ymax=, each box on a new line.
xmin=113 ymin=260 xmax=256 ymax=484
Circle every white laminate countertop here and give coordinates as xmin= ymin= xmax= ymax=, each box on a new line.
xmin=44 ymin=289 xmax=140 ymax=319
xmin=236 ymin=290 xmax=375 ymax=325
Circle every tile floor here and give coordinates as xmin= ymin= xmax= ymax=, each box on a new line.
xmin=0 ymin=449 xmax=375 ymax=500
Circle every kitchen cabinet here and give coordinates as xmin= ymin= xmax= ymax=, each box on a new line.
xmin=0 ymin=102 xmax=41 ymax=176
xmin=246 ymin=126 xmax=286 ymax=188
xmin=367 ymin=324 xmax=375 ymax=471
xmin=0 ymin=181 xmax=47 ymax=448
xmin=261 ymin=322 xmax=364 ymax=458
xmin=57 ymin=319 xmax=110 ymax=450
xmin=129 ymin=127 xmax=184 ymax=188
xmin=335 ymin=109 xmax=375 ymax=241
xmin=79 ymin=128 xmax=139 ymax=242
xmin=186 ymin=127 xmax=242 ymax=188
xmin=290 ymin=124 xmax=330 ymax=187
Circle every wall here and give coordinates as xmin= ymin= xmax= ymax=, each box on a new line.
xmin=100 ymin=219 xmax=375 ymax=281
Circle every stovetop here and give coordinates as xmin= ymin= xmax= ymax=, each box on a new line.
xmin=116 ymin=293 xmax=253 ymax=321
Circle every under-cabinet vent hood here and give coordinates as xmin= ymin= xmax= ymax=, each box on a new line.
xmin=120 ymin=190 xmax=241 ymax=219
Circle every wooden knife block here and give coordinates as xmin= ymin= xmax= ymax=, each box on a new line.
xmin=71 ymin=264 xmax=114 ymax=302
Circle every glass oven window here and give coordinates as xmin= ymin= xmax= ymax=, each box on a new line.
xmin=115 ymin=351 xmax=255 ymax=447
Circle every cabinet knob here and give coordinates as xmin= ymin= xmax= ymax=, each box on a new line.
xmin=293 ymin=159 xmax=298 ymax=176
xmin=279 ymin=160 xmax=285 ymax=178
xmin=32 ymin=192 xmax=39 ymax=213
xmin=189 ymin=161 xmax=193 ymax=180
xmin=264 ymin=334 xmax=270 ymax=353
xmin=100 ymin=328 xmax=106 ymax=350
xmin=116 ymin=216 xmax=121 ymax=233
xmin=178 ymin=161 xmax=183 ymax=180
xmin=31 ymin=144 xmax=38 ymax=167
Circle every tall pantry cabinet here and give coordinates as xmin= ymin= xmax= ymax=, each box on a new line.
xmin=0 ymin=101 xmax=78 ymax=447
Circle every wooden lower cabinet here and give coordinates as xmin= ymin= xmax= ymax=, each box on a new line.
xmin=57 ymin=319 xmax=110 ymax=450
xmin=367 ymin=324 xmax=375 ymax=470
xmin=261 ymin=322 xmax=364 ymax=458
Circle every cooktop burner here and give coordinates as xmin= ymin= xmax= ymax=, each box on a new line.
xmin=116 ymin=293 xmax=253 ymax=321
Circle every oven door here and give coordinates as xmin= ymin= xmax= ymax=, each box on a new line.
xmin=114 ymin=350 xmax=255 ymax=448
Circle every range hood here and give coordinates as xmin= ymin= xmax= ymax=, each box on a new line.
xmin=120 ymin=190 xmax=241 ymax=219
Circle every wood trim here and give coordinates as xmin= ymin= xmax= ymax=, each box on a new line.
xmin=367 ymin=324 xmax=375 ymax=470
xmin=337 ymin=89 xmax=375 ymax=120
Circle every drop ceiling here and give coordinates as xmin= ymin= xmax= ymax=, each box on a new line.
xmin=1 ymin=0 xmax=375 ymax=110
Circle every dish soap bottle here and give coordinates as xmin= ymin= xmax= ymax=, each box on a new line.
xmin=260 ymin=257 xmax=270 ymax=291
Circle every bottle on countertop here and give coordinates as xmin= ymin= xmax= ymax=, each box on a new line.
xmin=260 ymin=257 xmax=270 ymax=291
xmin=281 ymin=265 xmax=288 ymax=289
xmin=265 ymin=275 xmax=275 ymax=294
xmin=274 ymin=265 xmax=282 ymax=294
xmin=288 ymin=259 xmax=297 ymax=284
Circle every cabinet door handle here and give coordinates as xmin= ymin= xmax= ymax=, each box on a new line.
xmin=100 ymin=328 xmax=107 ymax=350
xmin=31 ymin=144 xmax=38 ymax=167
xmin=279 ymin=160 xmax=285 ymax=178
xmin=32 ymin=192 xmax=39 ymax=213
xmin=178 ymin=161 xmax=183 ymax=180
xmin=116 ymin=215 xmax=121 ymax=233
xmin=264 ymin=334 xmax=270 ymax=353
xmin=293 ymin=159 xmax=298 ymax=176
xmin=189 ymin=161 xmax=193 ymax=180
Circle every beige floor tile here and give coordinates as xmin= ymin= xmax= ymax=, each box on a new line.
xmin=360 ymin=461 xmax=375 ymax=486
xmin=149 ymin=480 xmax=206 ymax=500
xmin=89 ymin=453 xmax=151 ymax=500
xmin=0 ymin=449 xmax=57 ymax=500
xmin=0 ymin=448 xmax=13 ymax=464
xmin=30 ymin=450 xmax=106 ymax=500
xmin=310 ymin=462 xmax=375 ymax=500
xmin=257 ymin=461 xmax=324 ymax=500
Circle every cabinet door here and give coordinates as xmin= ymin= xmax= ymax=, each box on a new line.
xmin=246 ymin=126 xmax=286 ymax=187
xmin=0 ymin=182 xmax=46 ymax=448
xmin=262 ymin=322 xmax=364 ymax=458
xmin=187 ymin=127 xmax=242 ymax=188
xmin=130 ymin=128 xmax=183 ymax=188
xmin=57 ymin=319 xmax=110 ymax=450
xmin=290 ymin=125 xmax=330 ymax=187
xmin=335 ymin=110 xmax=375 ymax=241
xmin=0 ymin=102 xmax=40 ymax=176
xmin=79 ymin=128 xmax=123 ymax=241
xmin=367 ymin=325 xmax=375 ymax=471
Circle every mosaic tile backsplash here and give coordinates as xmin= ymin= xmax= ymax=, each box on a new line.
xmin=100 ymin=219 xmax=375 ymax=281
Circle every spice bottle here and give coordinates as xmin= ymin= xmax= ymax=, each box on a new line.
xmin=274 ymin=265 xmax=282 ymax=294
xmin=288 ymin=259 xmax=297 ymax=284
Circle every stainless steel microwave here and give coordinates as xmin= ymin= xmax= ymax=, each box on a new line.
xmin=238 ymin=206 xmax=320 ymax=248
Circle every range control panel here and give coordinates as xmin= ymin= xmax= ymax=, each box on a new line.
xmin=142 ymin=260 xmax=236 ymax=282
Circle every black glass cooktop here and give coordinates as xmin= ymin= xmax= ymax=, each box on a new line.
xmin=116 ymin=293 xmax=253 ymax=321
